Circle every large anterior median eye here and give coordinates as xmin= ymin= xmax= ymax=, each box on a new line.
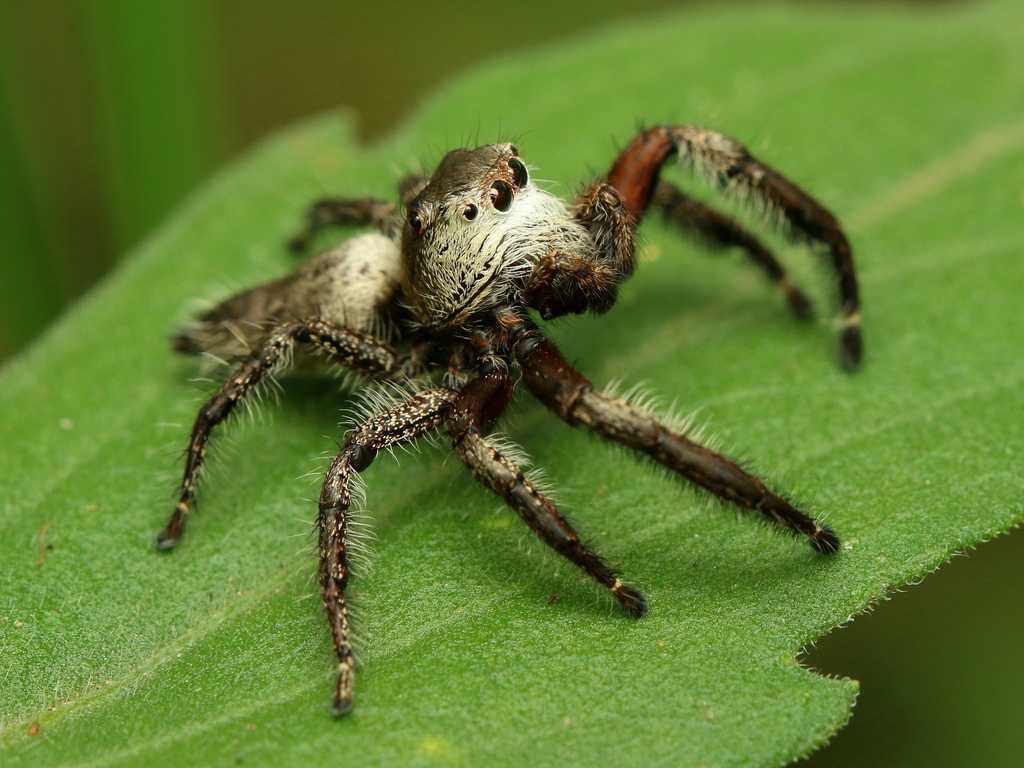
xmin=489 ymin=181 xmax=513 ymax=212
xmin=509 ymin=157 xmax=529 ymax=188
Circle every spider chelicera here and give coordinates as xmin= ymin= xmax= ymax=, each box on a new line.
xmin=158 ymin=125 xmax=861 ymax=714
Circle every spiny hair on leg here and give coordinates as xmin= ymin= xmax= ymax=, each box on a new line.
xmin=200 ymin=338 xmax=296 ymax=434
xmin=188 ymin=321 xmax=279 ymax=371
xmin=484 ymin=432 xmax=533 ymax=470
xmin=475 ymin=431 xmax=566 ymax=506
xmin=522 ymin=466 xmax=563 ymax=506
xmin=174 ymin=418 xmax=233 ymax=475
xmin=340 ymin=378 xmax=439 ymax=431
xmin=341 ymin=468 xmax=370 ymax=515
xmin=295 ymin=468 xmax=376 ymax=554
xmin=298 ymin=450 xmax=336 ymax=486
xmin=326 ymin=364 xmax=366 ymax=394
xmin=171 ymin=282 xmax=249 ymax=354
xmin=672 ymin=133 xmax=783 ymax=229
xmin=238 ymin=379 xmax=270 ymax=427
xmin=193 ymin=350 xmax=234 ymax=374
xmin=600 ymin=378 xmax=719 ymax=451
xmin=587 ymin=386 xmax=800 ymax=522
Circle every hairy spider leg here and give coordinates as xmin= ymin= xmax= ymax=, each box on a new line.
xmin=319 ymin=387 xmax=459 ymax=715
xmin=289 ymin=171 xmax=430 ymax=254
xmin=157 ymin=319 xmax=400 ymax=549
xmin=651 ymin=181 xmax=814 ymax=319
xmin=448 ymin=371 xmax=648 ymax=617
xmin=559 ymin=175 xmax=815 ymax=320
xmin=606 ymin=125 xmax=861 ymax=369
xmin=289 ymin=197 xmax=399 ymax=253
xmin=511 ymin=324 xmax=840 ymax=555
xmin=396 ymin=172 xmax=431 ymax=205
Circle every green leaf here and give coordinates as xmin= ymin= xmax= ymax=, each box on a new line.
xmin=2 ymin=2 xmax=1022 ymax=765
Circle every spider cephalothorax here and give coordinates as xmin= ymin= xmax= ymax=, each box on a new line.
xmin=159 ymin=125 xmax=861 ymax=714
xmin=402 ymin=143 xmax=594 ymax=330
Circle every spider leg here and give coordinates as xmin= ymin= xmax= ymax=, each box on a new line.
xmin=652 ymin=181 xmax=814 ymax=320
xmin=512 ymin=326 xmax=840 ymax=554
xmin=448 ymin=371 xmax=647 ymax=618
xmin=398 ymin=172 xmax=430 ymax=205
xmin=319 ymin=387 xmax=458 ymax=715
xmin=157 ymin=319 xmax=399 ymax=549
xmin=606 ymin=125 xmax=861 ymax=369
xmin=289 ymin=197 xmax=400 ymax=252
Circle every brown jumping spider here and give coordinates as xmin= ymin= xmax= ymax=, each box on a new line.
xmin=159 ymin=126 xmax=861 ymax=714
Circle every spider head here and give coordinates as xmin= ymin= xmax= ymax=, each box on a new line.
xmin=402 ymin=142 xmax=529 ymax=238
xmin=399 ymin=143 xmax=577 ymax=331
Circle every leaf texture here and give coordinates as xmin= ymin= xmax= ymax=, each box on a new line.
xmin=1 ymin=2 xmax=1022 ymax=765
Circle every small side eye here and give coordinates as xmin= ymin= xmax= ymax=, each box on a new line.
xmin=509 ymin=157 xmax=529 ymax=188
xmin=408 ymin=208 xmax=425 ymax=234
xmin=463 ymin=203 xmax=478 ymax=221
xmin=489 ymin=181 xmax=513 ymax=212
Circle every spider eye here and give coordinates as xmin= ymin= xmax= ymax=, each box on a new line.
xmin=463 ymin=203 xmax=478 ymax=221
xmin=489 ymin=181 xmax=513 ymax=212
xmin=407 ymin=208 xmax=425 ymax=234
xmin=509 ymin=157 xmax=529 ymax=188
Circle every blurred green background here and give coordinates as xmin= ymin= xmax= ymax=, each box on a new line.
xmin=3 ymin=0 xmax=703 ymax=362
xmin=2 ymin=1 xmax=1021 ymax=765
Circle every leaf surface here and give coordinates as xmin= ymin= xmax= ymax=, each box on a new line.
xmin=2 ymin=2 xmax=1023 ymax=765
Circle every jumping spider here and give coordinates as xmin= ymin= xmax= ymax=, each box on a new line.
xmin=159 ymin=126 xmax=861 ymax=715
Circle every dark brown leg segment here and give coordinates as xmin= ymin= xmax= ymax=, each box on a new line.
xmin=290 ymin=196 xmax=399 ymax=252
xmin=448 ymin=372 xmax=647 ymax=617
xmin=318 ymin=387 xmax=459 ymax=714
xmin=606 ymin=125 xmax=862 ymax=370
xmin=652 ymin=181 xmax=814 ymax=319
xmin=513 ymin=328 xmax=840 ymax=554
xmin=157 ymin=320 xmax=400 ymax=550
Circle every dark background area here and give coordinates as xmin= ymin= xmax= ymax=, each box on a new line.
xmin=2 ymin=2 xmax=1020 ymax=766
xmin=1 ymin=0 xmax=696 ymax=362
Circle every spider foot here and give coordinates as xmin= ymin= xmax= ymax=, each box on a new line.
xmin=808 ymin=524 xmax=841 ymax=555
xmin=332 ymin=665 xmax=355 ymax=716
xmin=332 ymin=696 xmax=353 ymax=717
xmin=839 ymin=321 xmax=863 ymax=371
xmin=612 ymin=579 xmax=648 ymax=618
xmin=155 ymin=532 xmax=180 ymax=550
xmin=156 ymin=505 xmax=187 ymax=550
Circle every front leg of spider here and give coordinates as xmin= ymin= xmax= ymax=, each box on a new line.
xmin=528 ymin=125 xmax=863 ymax=369
xmin=290 ymin=173 xmax=430 ymax=253
xmin=318 ymin=387 xmax=459 ymax=715
xmin=157 ymin=319 xmax=400 ymax=549
xmin=448 ymin=370 xmax=647 ymax=618
xmin=651 ymin=181 xmax=815 ymax=320
xmin=511 ymin=322 xmax=840 ymax=554
xmin=289 ymin=196 xmax=400 ymax=252
xmin=615 ymin=125 xmax=862 ymax=369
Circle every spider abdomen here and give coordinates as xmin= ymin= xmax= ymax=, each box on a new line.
xmin=175 ymin=232 xmax=401 ymax=358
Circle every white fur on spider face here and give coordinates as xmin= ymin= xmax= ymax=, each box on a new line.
xmin=401 ymin=182 xmax=591 ymax=330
